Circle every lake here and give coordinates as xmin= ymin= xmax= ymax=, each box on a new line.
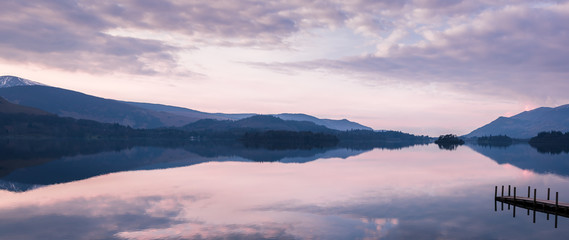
xmin=1 ymin=140 xmax=569 ymax=239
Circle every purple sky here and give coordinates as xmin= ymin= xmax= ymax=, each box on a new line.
xmin=1 ymin=0 xmax=569 ymax=135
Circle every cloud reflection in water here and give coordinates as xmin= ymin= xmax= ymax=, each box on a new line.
xmin=1 ymin=145 xmax=569 ymax=239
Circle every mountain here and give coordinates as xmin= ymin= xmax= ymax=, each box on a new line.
xmin=127 ymin=102 xmax=372 ymax=131
xmin=272 ymin=113 xmax=372 ymax=131
xmin=466 ymin=104 xmax=569 ymax=139
xmin=0 ymin=97 xmax=50 ymax=115
xmin=182 ymin=115 xmax=334 ymax=132
xmin=213 ymin=113 xmax=256 ymax=120
xmin=123 ymin=101 xmax=228 ymax=122
xmin=129 ymin=102 xmax=372 ymax=131
xmin=0 ymin=75 xmax=44 ymax=88
xmin=211 ymin=113 xmax=371 ymax=131
xmin=0 ymin=86 xmax=194 ymax=128
xmin=0 ymin=75 xmax=373 ymax=131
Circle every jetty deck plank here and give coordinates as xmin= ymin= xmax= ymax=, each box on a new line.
xmin=496 ymin=196 xmax=569 ymax=208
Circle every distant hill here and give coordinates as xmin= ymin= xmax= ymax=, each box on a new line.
xmin=0 ymin=110 xmax=193 ymax=139
xmin=0 ymin=86 xmax=195 ymax=128
xmin=213 ymin=113 xmax=257 ymax=120
xmin=127 ymin=102 xmax=372 ymax=131
xmin=211 ymin=113 xmax=372 ymax=131
xmin=0 ymin=75 xmax=45 ymax=88
xmin=182 ymin=115 xmax=334 ymax=133
xmin=0 ymin=97 xmax=50 ymax=115
xmin=123 ymin=101 xmax=229 ymax=122
xmin=272 ymin=113 xmax=372 ymax=131
xmin=466 ymin=105 xmax=569 ymax=139
xmin=182 ymin=116 xmax=431 ymax=149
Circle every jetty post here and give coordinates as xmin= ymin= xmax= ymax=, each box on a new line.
xmin=547 ymin=188 xmax=551 ymax=220
xmin=555 ymin=192 xmax=559 ymax=228
xmin=508 ymin=185 xmax=511 ymax=210
xmin=528 ymin=186 xmax=531 ymax=197
xmin=501 ymin=185 xmax=504 ymax=210
xmin=533 ymin=189 xmax=537 ymax=223
xmin=527 ymin=186 xmax=531 ymax=215
xmin=548 ymin=188 xmax=551 ymax=200
xmin=513 ymin=187 xmax=517 ymax=217
xmin=547 ymin=212 xmax=550 ymax=220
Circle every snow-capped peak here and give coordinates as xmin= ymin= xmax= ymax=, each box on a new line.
xmin=0 ymin=75 xmax=45 ymax=88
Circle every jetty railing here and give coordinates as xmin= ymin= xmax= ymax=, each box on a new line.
xmin=494 ymin=185 xmax=569 ymax=228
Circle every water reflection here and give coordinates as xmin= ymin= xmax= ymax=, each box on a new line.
xmin=494 ymin=186 xmax=568 ymax=229
xmin=1 ymin=144 xmax=569 ymax=239
xmin=468 ymin=143 xmax=569 ymax=177
xmin=1 ymin=139 xmax=426 ymax=191
xmin=530 ymin=143 xmax=569 ymax=155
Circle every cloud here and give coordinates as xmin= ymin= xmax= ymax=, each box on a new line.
xmin=0 ymin=195 xmax=186 ymax=240
xmin=0 ymin=0 xmax=180 ymax=75
xmin=0 ymin=194 xmax=297 ymax=240
xmin=254 ymin=1 xmax=569 ymax=104
xmin=2 ymin=0 xmax=568 ymax=96
xmin=0 ymin=0 xmax=347 ymax=75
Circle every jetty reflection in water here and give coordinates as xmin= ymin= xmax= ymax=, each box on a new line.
xmin=1 ymin=143 xmax=569 ymax=239
xmin=494 ymin=185 xmax=569 ymax=228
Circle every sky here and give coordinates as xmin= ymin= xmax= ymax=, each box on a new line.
xmin=1 ymin=0 xmax=569 ymax=136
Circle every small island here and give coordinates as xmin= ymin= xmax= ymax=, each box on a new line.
xmin=434 ymin=134 xmax=465 ymax=150
xmin=435 ymin=134 xmax=465 ymax=145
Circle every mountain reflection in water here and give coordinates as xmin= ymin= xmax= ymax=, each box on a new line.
xmin=1 ymin=144 xmax=569 ymax=239
xmin=0 ymin=139 xmax=423 ymax=191
xmin=468 ymin=143 xmax=569 ymax=177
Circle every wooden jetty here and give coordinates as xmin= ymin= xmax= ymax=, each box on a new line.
xmin=494 ymin=185 xmax=569 ymax=228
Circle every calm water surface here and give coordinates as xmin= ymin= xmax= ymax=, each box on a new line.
xmin=1 ymin=142 xmax=568 ymax=239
